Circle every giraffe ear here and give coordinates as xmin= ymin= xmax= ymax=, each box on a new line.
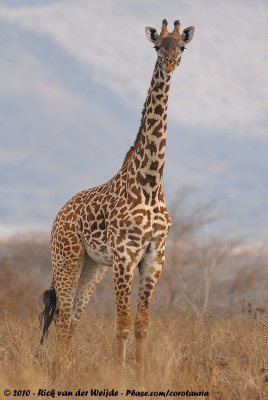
xmin=145 ymin=26 xmax=159 ymax=43
xmin=181 ymin=26 xmax=195 ymax=44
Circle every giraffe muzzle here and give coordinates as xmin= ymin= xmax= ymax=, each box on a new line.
xmin=166 ymin=62 xmax=175 ymax=73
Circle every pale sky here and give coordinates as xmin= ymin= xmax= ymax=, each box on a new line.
xmin=0 ymin=0 xmax=267 ymax=243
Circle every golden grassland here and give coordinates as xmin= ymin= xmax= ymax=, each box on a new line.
xmin=0 ymin=219 xmax=268 ymax=400
xmin=0 ymin=311 xmax=268 ymax=400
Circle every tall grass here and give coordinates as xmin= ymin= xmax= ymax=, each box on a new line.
xmin=0 ymin=312 xmax=267 ymax=399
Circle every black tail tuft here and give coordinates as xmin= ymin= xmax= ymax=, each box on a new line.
xmin=39 ymin=287 xmax=57 ymax=345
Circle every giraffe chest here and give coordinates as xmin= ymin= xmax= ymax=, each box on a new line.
xmin=107 ymin=204 xmax=171 ymax=252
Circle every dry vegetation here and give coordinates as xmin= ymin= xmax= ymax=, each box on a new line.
xmin=0 ymin=313 xmax=268 ymax=399
xmin=0 ymin=192 xmax=268 ymax=399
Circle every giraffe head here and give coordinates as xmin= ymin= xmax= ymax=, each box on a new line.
xmin=145 ymin=19 xmax=195 ymax=73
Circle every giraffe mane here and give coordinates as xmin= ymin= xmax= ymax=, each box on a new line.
xmin=122 ymin=99 xmax=147 ymax=166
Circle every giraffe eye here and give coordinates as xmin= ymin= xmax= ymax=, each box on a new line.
xmin=181 ymin=47 xmax=186 ymax=52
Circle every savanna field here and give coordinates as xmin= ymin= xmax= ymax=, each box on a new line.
xmin=0 ymin=201 xmax=268 ymax=400
xmin=1 ymin=314 xmax=268 ymax=399
xmin=0 ymin=2 xmax=267 ymax=399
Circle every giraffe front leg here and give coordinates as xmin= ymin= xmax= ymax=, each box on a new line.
xmin=113 ymin=253 xmax=137 ymax=365
xmin=134 ymin=241 xmax=165 ymax=366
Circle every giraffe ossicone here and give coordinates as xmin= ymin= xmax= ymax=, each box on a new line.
xmin=40 ymin=18 xmax=195 ymax=370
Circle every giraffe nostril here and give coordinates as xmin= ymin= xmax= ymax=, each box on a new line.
xmin=166 ymin=63 xmax=175 ymax=72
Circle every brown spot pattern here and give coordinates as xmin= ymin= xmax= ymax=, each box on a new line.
xmin=48 ymin=50 xmax=175 ymax=369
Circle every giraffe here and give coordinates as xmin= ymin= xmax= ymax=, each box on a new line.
xmin=40 ymin=19 xmax=195 ymax=369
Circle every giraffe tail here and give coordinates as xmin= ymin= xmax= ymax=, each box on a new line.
xmin=39 ymin=284 xmax=57 ymax=345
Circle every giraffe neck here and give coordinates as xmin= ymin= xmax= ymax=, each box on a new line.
xmin=127 ymin=62 xmax=171 ymax=202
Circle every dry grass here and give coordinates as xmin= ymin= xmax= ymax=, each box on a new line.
xmin=0 ymin=311 xmax=268 ymax=399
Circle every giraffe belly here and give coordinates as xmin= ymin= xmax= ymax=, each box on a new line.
xmin=84 ymin=242 xmax=113 ymax=267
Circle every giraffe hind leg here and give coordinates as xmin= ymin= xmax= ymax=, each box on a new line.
xmin=72 ymin=253 xmax=108 ymax=325
xmin=51 ymin=246 xmax=85 ymax=369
